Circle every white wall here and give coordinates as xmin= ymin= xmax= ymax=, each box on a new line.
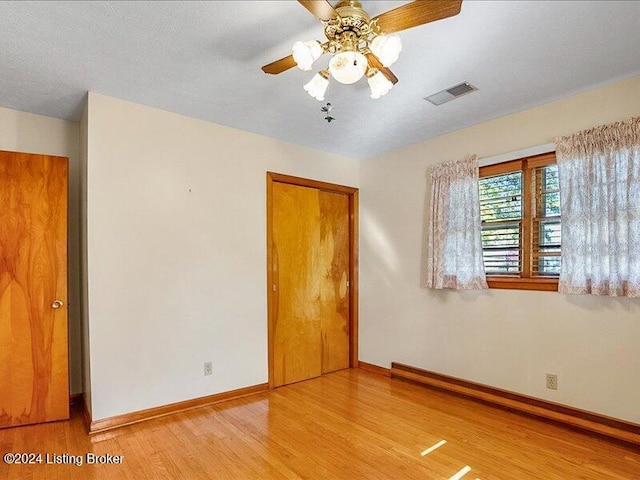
xmin=85 ymin=93 xmax=359 ymax=421
xmin=0 ymin=107 xmax=83 ymax=395
xmin=360 ymin=75 xmax=640 ymax=423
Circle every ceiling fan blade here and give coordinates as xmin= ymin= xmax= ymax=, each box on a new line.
xmin=366 ymin=53 xmax=399 ymax=85
xmin=372 ymin=0 xmax=462 ymax=34
xmin=262 ymin=55 xmax=297 ymax=75
xmin=298 ymin=0 xmax=338 ymax=21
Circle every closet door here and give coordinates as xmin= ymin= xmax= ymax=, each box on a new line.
xmin=318 ymin=190 xmax=350 ymax=374
xmin=0 ymin=150 xmax=69 ymax=428
xmin=271 ymin=181 xmax=350 ymax=387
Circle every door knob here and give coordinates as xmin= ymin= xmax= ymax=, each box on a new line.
xmin=52 ymin=300 xmax=64 ymax=309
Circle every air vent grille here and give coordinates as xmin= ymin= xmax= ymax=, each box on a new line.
xmin=447 ymin=82 xmax=475 ymax=97
xmin=424 ymin=82 xmax=478 ymax=106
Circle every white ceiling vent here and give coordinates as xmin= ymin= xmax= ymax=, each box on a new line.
xmin=424 ymin=82 xmax=478 ymax=106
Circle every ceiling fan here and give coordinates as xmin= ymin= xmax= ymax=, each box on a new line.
xmin=261 ymin=0 xmax=463 ymax=100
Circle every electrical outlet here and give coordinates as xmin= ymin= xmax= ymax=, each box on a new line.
xmin=204 ymin=361 xmax=213 ymax=376
xmin=546 ymin=373 xmax=558 ymax=390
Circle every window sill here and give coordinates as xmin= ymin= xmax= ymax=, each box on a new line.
xmin=487 ymin=277 xmax=559 ymax=292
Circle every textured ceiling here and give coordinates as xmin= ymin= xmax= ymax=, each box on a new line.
xmin=1 ymin=1 xmax=639 ymax=159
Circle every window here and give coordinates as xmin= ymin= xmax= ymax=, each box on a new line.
xmin=479 ymin=152 xmax=560 ymax=291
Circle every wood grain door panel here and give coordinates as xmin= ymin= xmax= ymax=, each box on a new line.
xmin=271 ymin=181 xmax=351 ymax=387
xmin=0 ymin=150 xmax=69 ymax=428
xmin=319 ymin=191 xmax=350 ymax=374
xmin=272 ymin=183 xmax=323 ymax=387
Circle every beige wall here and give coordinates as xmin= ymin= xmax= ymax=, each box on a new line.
xmin=0 ymin=107 xmax=83 ymax=395
xmin=360 ymin=75 xmax=640 ymax=423
xmin=85 ymin=93 xmax=360 ymax=421
xmin=79 ymin=100 xmax=92 ymax=414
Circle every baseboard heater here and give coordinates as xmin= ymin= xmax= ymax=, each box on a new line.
xmin=390 ymin=362 xmax=640 ymax=447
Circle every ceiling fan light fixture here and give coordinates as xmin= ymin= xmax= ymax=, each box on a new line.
xmin=303 ymin=70 xmax=330 ymax=101
xmin=328 ymin=50 xmax=368 ymax=85
xmin=367 ymin=69 xmax=393 ymax=99
xmin=370 ymin=34 xmax=402 ymax=67
xmin=292 ymin=40 xmax=323 ymax=71
xmin=262 ymin=0 xmax=465 ymax=102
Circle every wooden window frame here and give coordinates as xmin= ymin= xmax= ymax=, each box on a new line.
xmin=479 ymin=152 xmax=559 ymax=292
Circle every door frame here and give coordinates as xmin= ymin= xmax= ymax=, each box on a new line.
xmin=266 ymin=172 xmax=359 ymax=389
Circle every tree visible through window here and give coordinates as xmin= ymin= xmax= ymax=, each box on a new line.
xmin=479 ymin=171 xmax=522 ymax=274
xmin=533 ymin=164 xmax=561 ymax=276
xmin=478 ymin=153 xmax=560 ymax=291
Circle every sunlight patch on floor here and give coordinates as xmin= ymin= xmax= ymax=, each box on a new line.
xmin=419 ymin=439 xmax=478 ymax=479
xmin=449 ymin=465 xmax=472 ymax=480
xmin=421 ymin=439 xmax=447 ymax=456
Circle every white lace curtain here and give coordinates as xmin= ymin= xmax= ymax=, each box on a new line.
xmin=555 ymin=117 xmax=640 ymax=297
xmin=426 ymin=155 xmax=488 ymax=290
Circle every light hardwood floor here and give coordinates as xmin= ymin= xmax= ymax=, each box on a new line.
xmin=1 ymin=369 xmax=638 ymax=479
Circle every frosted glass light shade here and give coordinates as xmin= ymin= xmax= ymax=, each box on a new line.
xmin=303 ymin=71 xmax=329 ymax=101
xmin=292 ymin=40 xmax=322 ymax=71
xmin=370 ymin=34 xmax=402 ymax=67
xmin=367 ymin=70 xmax=393 ymax=99
xmin=328 ymin=51 xmax=368 ymax=84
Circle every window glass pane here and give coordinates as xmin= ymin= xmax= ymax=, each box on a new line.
xmin=540 ymin=165 xmax=560 ymax=216
xmin=539 ymin=219 xmax=561 ymax=246
xmin=543 ymin=192 xmax=560 ymax=216
xmin=538 ymin=256 xmax=561 ymax=276
xmin=481 ymin=223 xmax=521 ymax=275
xmin=534 ymin=164 xmax=561 ymax=277
xmin=480 ymin=171 xmax=522 ymax=275
xmin=543 ymin=165 xmax=559 ymax=191
xmin=483 ymin=250 xmax=521 ymax=274
xmin=479 ymin=172 xmax=522 ymax=222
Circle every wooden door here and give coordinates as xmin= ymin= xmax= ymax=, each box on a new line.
xmin=270 ymin=177 xmax=353 ymax=388
xmin=0 ymin=150 xmax=69 ymax=428
xmin=318 ymin=190 xmax=350 ymax=374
